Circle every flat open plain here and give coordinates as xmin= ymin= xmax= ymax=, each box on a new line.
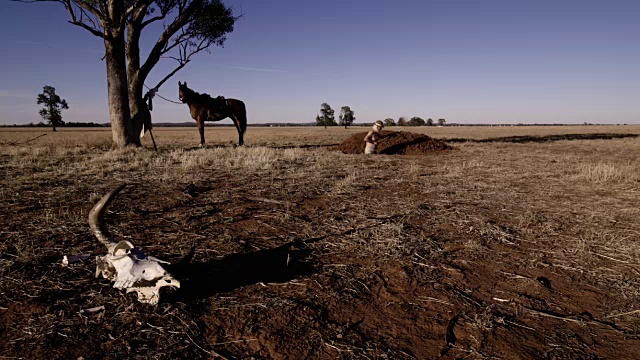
xmin=2 ymin=125 xmax=640 ymax=359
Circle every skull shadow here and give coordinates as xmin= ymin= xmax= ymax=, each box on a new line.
xmin=162 ymin=242 xmax=316 ymax=303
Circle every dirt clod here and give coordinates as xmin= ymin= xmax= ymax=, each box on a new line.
xmin=334 ymin=130 xmax=453 ymax=155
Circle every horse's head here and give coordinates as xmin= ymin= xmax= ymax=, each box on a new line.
xmin=178 ymin=81 xmax=190 ymax=103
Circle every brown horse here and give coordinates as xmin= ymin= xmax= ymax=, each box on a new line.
xmin=178 ymin=81 xmax=247 ymax=146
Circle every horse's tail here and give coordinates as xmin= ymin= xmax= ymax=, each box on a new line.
xmin=230 ymin=99 xmax=247 ymax=135
xmin=226 ymin=99 xmax=247 ymax=146
xmin=240 ymin=101 xmax=247 ymax=135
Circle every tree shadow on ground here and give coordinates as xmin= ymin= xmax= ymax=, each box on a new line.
xmin=446 ymin=133 xmax=639 ymax=144
xmin=163 ymin=242 xmax=316 ymax=303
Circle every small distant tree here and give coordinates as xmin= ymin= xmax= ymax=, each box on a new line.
xmin=438 ymin=118 xmax=446 ymax=126
xmin=338 ymin=106 xmax=355 ymax=128
xmin=426 ymin=118 xmax=434 ymax=126
xmin=408 ymin=117 xmax=426 ymax=126
xmin=316 ymin=103 xmax=336 ymax=128
xmin=37 ymin=86 xmax=69 ymax=132
xmin=383 ymin=118 xmax=395 ymax=126
xmin=397 ymin=117 xmax=408 ymax=126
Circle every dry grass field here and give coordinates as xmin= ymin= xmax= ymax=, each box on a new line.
xmin=2 ymin=125 xmax=640 ymax=359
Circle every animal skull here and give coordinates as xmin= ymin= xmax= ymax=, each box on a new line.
xmin=90 ymin=184 xmax=180 ymax=304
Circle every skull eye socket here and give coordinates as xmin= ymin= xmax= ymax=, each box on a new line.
xmin=165 ymin=279 xmax=172 ymax=283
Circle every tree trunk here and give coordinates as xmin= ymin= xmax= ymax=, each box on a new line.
xmin=105 ymin=35 xmax=138 ymax=148
xmin=49 ymin=104 xmax=56 ymax=132
xmin=128 ymin=74 xmax=145 ymax=138
xmin=127 ymin=21 xmax=145 ymax=138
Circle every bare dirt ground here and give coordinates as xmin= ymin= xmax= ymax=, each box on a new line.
xmin=2 ymin=126 xmax=640 ymax=359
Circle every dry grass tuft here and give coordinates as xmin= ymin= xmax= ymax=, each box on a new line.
xmin=574 ymin=162 xmax=639 ymax=184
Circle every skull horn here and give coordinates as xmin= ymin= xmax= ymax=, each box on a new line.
xmin=88 ymin=183 xmax=126 ymax=248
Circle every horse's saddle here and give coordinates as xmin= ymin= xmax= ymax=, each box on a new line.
xmin=209 ymin=95 xmax=226 ymax=109
xmin=204 ymin=95 xmax=229 ymax=120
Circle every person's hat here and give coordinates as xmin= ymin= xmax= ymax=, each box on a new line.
xmin=374 ymin=120 xmax=384 ymax=128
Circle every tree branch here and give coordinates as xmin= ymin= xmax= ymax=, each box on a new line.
xmin=139 ymin=0 xmax=203 ymax=80
xmin=97 ymin=0 xmax=107 ymax=14
xmin=79 ymin=6 xmax=100 ymax=30
xmin=120 ymin=0 xmax=155 ymax=33
xmin=149 ymin=35 xmax=209 ymax=91
xmin=160 ymin=32 xmax=190 ymax=55
xmin=73 ymin=0 xmax=102 ymax=18
xmin=151 ymin=61 xmax=188 ymax=91
xmin=67 ymin=20 xmax=104 ymax=38
xmin=141 ymin=14 xmax=166 ymax=28
xmin=64 ymin=0 xmax=106 ymax=38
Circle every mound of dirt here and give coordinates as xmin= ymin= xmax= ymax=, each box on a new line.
xmin=335 ymin=131 xmax=453 ymax=155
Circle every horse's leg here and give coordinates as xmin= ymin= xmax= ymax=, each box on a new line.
xmin=233 ymin=102 xmax=247 ymax=146
xmin=197 ymin=117 xmax=205 ymax=146
xmin=230 ymin=115 xmax=244 ymax=146
xmin=239 ymin=113 xmax=247 ymax=147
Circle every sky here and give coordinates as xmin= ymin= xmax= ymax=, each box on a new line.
xmin=0 ymin=0 xmax=639 ymax=125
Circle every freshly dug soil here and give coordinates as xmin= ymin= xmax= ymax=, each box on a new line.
xmin=335 ymin=131 xmax=453 ymax=155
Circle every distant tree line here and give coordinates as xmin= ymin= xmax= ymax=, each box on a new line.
xmin=382 ymin=117 xmax=446 ymax=126
xmin=0 ymin=122 xmax=108 ymax=128
xmin=315 ymin=103 xmax=447 ymax=128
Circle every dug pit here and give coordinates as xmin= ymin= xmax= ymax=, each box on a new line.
xmin=334 ymin=130 xmax=453 ymax=155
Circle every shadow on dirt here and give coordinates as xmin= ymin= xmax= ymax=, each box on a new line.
xmin=446 ymin=133 xmax=639 ymax=144
xmin=164 ymin=243 xmax=316 ymax=303
xmin=378 ymin=137 xmax=440 ymax=155
xmin=183 ymin=144 xmax=234 ymax=151
xmin=270 ymin=144 xmax=340 ymax=149
xmin=182 ymin=144 xmax=340 ymax=150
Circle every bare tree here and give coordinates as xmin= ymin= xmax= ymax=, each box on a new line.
xmin=17 ymin=0 xmax=237 ymax=148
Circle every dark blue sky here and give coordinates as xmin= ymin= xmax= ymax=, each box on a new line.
xmin=1 ymin=0 xmax=638 ymax=125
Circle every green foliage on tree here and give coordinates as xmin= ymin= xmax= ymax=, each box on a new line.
xmin=37 ymin=86 xmax=69 ymax=132
xmin=397 ymin=117 xmax=408 ymax=126
xmin=438 ymin=118 xmax=446 ymax=126
xmin=426 ymin=118 xmax=434 ymax=126
xmin=338 ymin=106 xmax=355 ymax=128
xmin=316 ymin=103 xmax=336 ymax=128
xmin=383 ymin=118 xmax=396 ymax=126
xmin=408 ymin=117 xmax=426 ymax=126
